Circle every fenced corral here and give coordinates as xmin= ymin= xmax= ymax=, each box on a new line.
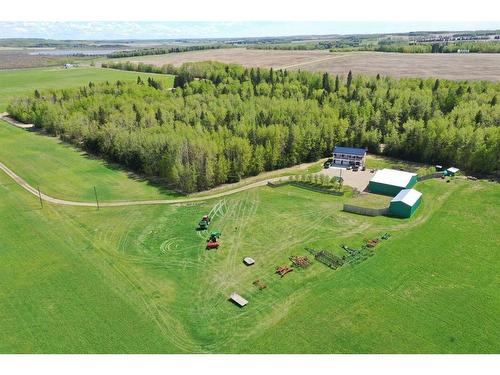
xmin=418 ymin=172 xmax=444 ymax=181
xmin=343 ymin=204 xmax=389 ymax=217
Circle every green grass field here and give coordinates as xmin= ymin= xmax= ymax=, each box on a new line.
xmin=0 ymin=67 xmax=174 ymax=112
xmin=346 ymin=192 xmax=393 ymax=208
xmin=0 ymin=122 xmax=498 ymax=352
xmin=0 ymin=121 xmax=179 ymax=201
xmin=0 ymin=67 xmax=498 ymax=353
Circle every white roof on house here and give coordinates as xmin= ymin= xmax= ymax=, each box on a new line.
xmin=447 ymin=167 xmax=460 ymax=173
xmin=370 ymin=169 xmax=417 ymax=188
xmin=391 ymin=189 xmax=422 ymax=206
xmin=230 ymin=292 xmax=248 ymax=307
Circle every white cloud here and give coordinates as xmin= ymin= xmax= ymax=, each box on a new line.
xmin=1 ymin=0 xmax=499 ymax=22
xmin=0 ymin=20 xmax=499 ymax=40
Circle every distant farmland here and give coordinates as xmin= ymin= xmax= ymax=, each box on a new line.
xmin=119 ymin=48 xmax=500 ymax=81
xmin=0 ymin=67 xmax=174 ymax=112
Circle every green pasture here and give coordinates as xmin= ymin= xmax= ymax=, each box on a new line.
xmin=0 ymin=67 xmax=174 ymax=112
xmin=0 ymin=121 xmax=179 ymax=201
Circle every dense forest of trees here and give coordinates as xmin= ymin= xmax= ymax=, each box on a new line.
xmin=8 ymin=61 xmax=499 ymax=192
xmin=107 ymin=45 xmax=226 ymax=58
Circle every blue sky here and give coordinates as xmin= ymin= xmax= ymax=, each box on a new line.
xmin=1 ymin=21 xmax=499 ymax=40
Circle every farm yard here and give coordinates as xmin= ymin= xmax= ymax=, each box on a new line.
xmin=0 ymin=56 xmax=498 ymax=355
xmin=117 ymin=48 xmax=500 ymax=81
xmin=0 ymin=116 xmax=499 ymax=353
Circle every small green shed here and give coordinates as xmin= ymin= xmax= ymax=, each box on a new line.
xmin=389 ymin=189 xmax=422 ymax=218
xmin=369 ymin=169 xmax=418 ymax=196
xmin=444 ymin=167 xmax=460 ymax=177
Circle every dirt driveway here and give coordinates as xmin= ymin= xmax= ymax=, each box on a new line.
xmin=318 ymin=166 xmax=374 ymax=192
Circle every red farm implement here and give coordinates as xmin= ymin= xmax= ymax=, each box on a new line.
xmin=206 ymin=241 xmax=220 ymax=250
xmin=275 ymin=265 xmax=293 ymax=278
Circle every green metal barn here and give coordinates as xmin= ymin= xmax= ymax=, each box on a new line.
xmin=368 ymin=169 xmax=418 ymax=196
xmin=389 ymin=189 xmax=422 ymax=218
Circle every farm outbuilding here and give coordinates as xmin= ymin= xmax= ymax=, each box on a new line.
xmin=445 ymin=167 xmax=460 ymax=176
xmin=389 ymin=189 xmax=422 ymax=218
xmin=368 ymin=169 xmax=418 ymax=196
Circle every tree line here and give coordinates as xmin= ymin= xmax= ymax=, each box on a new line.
xmin=250 ymin=41 xmax=500 ymax=53
xmin=8 ymin=61 xmax=499 ymax=193
xmin=106 ymin=44 xmax=227 ymax=58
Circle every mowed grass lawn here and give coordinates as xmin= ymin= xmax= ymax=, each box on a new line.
xmin=0 ymin=121 xmax=179 ymax=201
xmin=0 ymin=147 xmax=498 ymax=352
xmin=0 ymin=172 xmax=179 ymax=353
xmin=0 ymin=67 xmax=174 ymax=112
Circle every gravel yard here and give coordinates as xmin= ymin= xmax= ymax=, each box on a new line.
xmin=318 ymin=166 xmax=374 ymax=192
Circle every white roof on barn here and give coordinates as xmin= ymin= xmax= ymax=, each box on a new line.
xmin=447 ymin=167 xmax=460 ymax=173
xmin=391 ymin=189 xmax=422 ymax=206
xmin=230 ymin=292 xmax=248 ymax=307
xmin=370 ymin=169 xmax=417 ymax=188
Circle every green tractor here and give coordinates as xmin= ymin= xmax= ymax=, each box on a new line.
xmin=198 ymin=214 xmax=211 ymax=230
xmin=208 ymin=231 xmax=221 ymax=242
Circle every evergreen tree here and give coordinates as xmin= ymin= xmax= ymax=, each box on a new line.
xmin=322 ymin=72 xmax=331 ymax=93
xmin=491 ymin=95 xmax=497 ymax=106
xmin=347 ymin=70 xmax=353 ymax=89
xmin=475 ymin=110 xmax=483 ymax=124
xmin=97 ymin=106 xmax=106 ymax=125
xmin=433 ymin=79 xmax=440 ymax=92
xmin=155 ymin=108 xmax=164 ymax=125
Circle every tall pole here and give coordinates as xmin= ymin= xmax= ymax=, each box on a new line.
xmin=37 ymin=185 xmax=43 ymax=209
xmin=94 ymin=186 xmax=100 ymax=210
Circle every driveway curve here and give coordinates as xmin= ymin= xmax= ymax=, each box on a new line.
xmin=0 ymin=160 xmax=296 ymax=208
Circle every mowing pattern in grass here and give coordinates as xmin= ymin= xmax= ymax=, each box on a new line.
xmin=0 ymin=67 xmax=174 ymax=112
xmin=0 ymin=172 xmax=179 ymax=353
xmin=0 ymin=103 xmax=498 ymax=353
xmin=1 ymin=153 xmax=498 ymax=353
xmin=0 ymin=121 xmax=179 ymax=201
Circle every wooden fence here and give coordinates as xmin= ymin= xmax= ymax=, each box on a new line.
xmin=343 ymin=204 xmax=389 ymax=217
xmin=418 ymin=172 xmax=444 ymax=181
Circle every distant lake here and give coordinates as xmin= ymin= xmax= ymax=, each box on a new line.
xmin=29 ymin=49 xmax=126 ymax=56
